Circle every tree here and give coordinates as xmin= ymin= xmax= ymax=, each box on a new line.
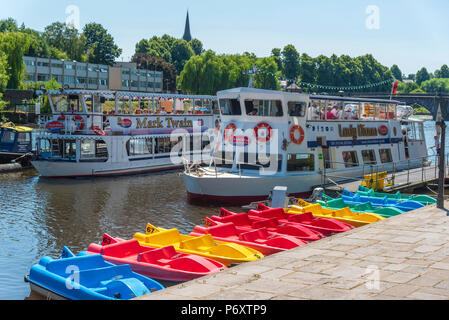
xmin=254 ymin=57 xmax=280 ymax=90
xmin=299 ymin=53 xmax=317 ymax=87
xmin=82 ymin=23 xmax=122 ymax=65
xmin=0 ymin=18 xmax=19 ymax=33
xmin=421 ymin=78 xmax=449 ymax=94
xmin=435 ymin=65 xmax=449 ymax=79
xmin=170 ymin=39 xmax=194 ymax=74
xmin=416 ymin=67 xmax=430 ymax=86
xmin=281 ymin=44 xmax=300 ymax=82
xmin=390 ymin=64 xmax=403 ymax=81
xmin=43 ymin=22 xmax=87 ymax=62
xmin=0 ymin=32 xmax=31 ymax=89
xmin=189 ymin=39 xmax=204 ymax=55
xmin=0 ymin=51 xmax=10 ymax=92
xmin=131 ymin=53 xmax=177 ymax=92
xmin=270 ymin=48 xmax=283 ymax=71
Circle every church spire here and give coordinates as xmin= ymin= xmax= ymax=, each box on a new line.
xmin=183 ymin=10 xmax=192 ymax=42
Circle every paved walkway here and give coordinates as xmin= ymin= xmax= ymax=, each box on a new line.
xmin=137 ymin=203 xmax=449 ymax=300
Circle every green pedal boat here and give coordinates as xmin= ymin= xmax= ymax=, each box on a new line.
xmin=317 ymin=195 xmax=405 ymax=218
xmin=356 ymin=186 xmax=436 ymax=206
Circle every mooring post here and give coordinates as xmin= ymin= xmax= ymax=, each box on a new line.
xmin=436 ymin=98 xmax=446 ymax=209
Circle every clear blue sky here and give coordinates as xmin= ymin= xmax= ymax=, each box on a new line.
xmin=1 ymin=0 xmax=448 ymax=75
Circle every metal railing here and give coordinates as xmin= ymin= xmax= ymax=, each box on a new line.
xmin=321 ymin=154 xmax=448 ymax=191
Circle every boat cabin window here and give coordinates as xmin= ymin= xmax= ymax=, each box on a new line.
xmin=361 ymin=150 xmax=377 ymax=165
xmin=127 ymin=138 xmax=153 ymax=156
xmin=17 ymin=132 xmax=31 ymax=143
xmin=81 ymin=140 xmax=108 ymax=161
xmin=244 ymin=99 xmax=283 ymax=117
xmin=237 ymin=152 xmax=283 ymax=172
xmin=288 ymin=102 xmax=306 ymax=117
xmin=287 ymin=154 xmax=315 ymax=172
xmin=342 ymin=151 xmax=359 ymax=168
xmin=219 ymin=99 xmax=242 ymax=116
xmin=38 ymin=139 xmax=51 ymax=154
xmin=403 ymin=122 xmax=424 ymax=141
xmin=155 ymin=137 xmax=179 ymax=154
xmin=1 ymin=131 xmax=15 ymax=144
xmin=379 ymin=149 xmax=393 ymax=164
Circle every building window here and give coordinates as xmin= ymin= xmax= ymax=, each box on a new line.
xmin=122 ymin=80 xmax=129 ymax=87
xmin=25 ymin=59 xmax=35 ymax=66
xmin=99 ymin=79 xmax=108 ymax=86
xmin=77 ymin=77 xmax=87 ymax=85
xmin=64 ymin=76 xmax=75 ymax=84
xmin=361 ymin=150 xmax=377 ymax=165
xmin=37 ymin=74 xmax=49 ymax=82
xmin=89 ymin=78 xmax=98 ymax=85
xmin=65 ymin=64 xmax=74 ymax=70
xmin=51 ymin=63 xmax=63 ymax=69
xmin=37 ymin=61 xmax=49 ymax=67
xmin=77 ymin=65 xmax=87 ymax=71
xmin=131 ymin=80 xmax=138 ymax=87
xmin=342 ymin=151 xmax=359 ymax=168
xmin=379 ymin=149 xmax=393 ymax=164
xmin=287 ymin=154 xmax=315 ymax=172
xmin=100 ymin=67 xmax=108 ymax=73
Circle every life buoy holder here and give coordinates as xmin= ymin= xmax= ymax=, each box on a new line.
xmin=72 ymin=115 xmax=85 ymax=131
xmin=254 ymin=122 xmax=273 ymax=143
xmin=223 ymin=123 xmax=236 ymax=142
xmin=290 ymin=125 xmax=305 ymax=145
xmin=92 ymin=126 xmax=106 ymax=136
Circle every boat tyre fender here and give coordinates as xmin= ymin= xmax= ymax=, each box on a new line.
xmin=223 ymin=123 xmax=236 ymax=142
xmin=92 ymin=126 xmax=106 ymax=136
xmin=254 ymin=122 xmax=272 ymax=143
xmin=290 ymin=125 xmax=305 ymax=145
xmin=72 ymin=115 xmax=85 ymax=131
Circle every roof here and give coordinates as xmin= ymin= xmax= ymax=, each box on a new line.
xmin=1 ymin=124 xmax=33 ymax=132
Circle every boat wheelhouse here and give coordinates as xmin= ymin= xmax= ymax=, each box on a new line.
xmin=32 ymin=90 xmax=219 ymax=178
xmin=183 ymin=87 xmax=428 ymax=204
xmin=0 ymin=123 xmax=34 ymax=164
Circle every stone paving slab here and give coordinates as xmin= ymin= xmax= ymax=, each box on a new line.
xmin=137 ymin=203 xmax=449 ymax=300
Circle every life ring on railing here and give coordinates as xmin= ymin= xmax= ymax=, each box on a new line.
xmin=290 ymin=125 xmax=305 ymax=145
xmin=254 ymin=122 xmax=273 ymax=143
xmin=92 ymin=126 xmax=106 ymax=136
xmin=223 ymin=123 xmax=236 ymax=142
xmin=72 ymin=115 xmax=85 ymax=131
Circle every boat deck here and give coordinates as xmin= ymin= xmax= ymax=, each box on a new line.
xmin=136 ymin=203 xmax=449 ymax=300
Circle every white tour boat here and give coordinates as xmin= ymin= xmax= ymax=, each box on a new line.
xmin=32 ymin=89 xmax=219 ymax=178
xmin=183 ymin=87 xmax=428 ymax=204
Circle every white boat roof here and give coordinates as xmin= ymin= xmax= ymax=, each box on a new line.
xmin=218 ymin=87 xmax=402 ymax=105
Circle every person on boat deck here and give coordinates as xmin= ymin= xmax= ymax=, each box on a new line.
xmin=402 ymin=129 xmax=410 ymax=159
xmin=160 ymin=107 xmax=167 ymax=115
xmin=326 ymin=107 xmax=337 ymax=120
xmin=248 ymin=108 xmax=258 ymax=116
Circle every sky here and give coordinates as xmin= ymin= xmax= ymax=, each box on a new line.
xmin=1 ymin=0 xmax=449 ymax=76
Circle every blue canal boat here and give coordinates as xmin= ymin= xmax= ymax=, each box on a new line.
xmin=25 ymin=247 xmax=164 ymax=300
xmin=0 ymin=123 xmax=34 ymax=165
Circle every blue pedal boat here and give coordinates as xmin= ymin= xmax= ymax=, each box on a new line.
xmin=341 ymin=192 xmax=424 ymax=213
xmin=25 ymin=247 xmax=164 ymax=300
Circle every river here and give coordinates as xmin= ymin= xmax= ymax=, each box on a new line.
xmin=0 ymin=119 xmax=445 ymax=300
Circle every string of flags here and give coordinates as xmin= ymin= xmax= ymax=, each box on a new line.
xmin=252 ymin=66 xmax=395 ymax=91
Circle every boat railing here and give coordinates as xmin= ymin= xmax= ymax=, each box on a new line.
xmin=322 ymin=154 xmax=447 ymax=192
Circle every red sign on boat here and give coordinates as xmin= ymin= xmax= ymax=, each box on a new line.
xmin=378 ymin=125 xmax=389 ymax=136
xmin=232 ymin=136 xmax=250 ymax=146
xmin=46 ymin=121 xmax=64 ymax=130
xmin=118 ymin=118 xmax=133 ymax=128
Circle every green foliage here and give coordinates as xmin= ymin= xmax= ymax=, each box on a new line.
xmin=0 ymin=93 xmax=8 ymax=111
xmin=189 ymin=39 xmax=204 ymax=55
xmin=44 ymin=22 xmax=87 ymax=62
xmin=397 ymin=81 xmax=418 ymax=94
xmin=416 ymin=67 xmax=430 ymax=86
xmin=0 ymin=32 xmax=31 ymax=89
xmin=0 ymin=51 xmax=10 ymax=92
xmin=254 ymin=57 xmax=280 ymax=90
xmin=410 ymin=88 xmax=426 ymax=94
xmin=170 ymin=39 xmax=195 ymax=74
xmin=412 ymin=104 xmax=431 ymax=114
xmin=390 ymin=64 xmax=403 ymax=81
xmin=281 ymin=44 xmax=300 ymax=82
xmin=82 ymin=23 xmax=122 ymax=65
xmin=435 ymin=65 xmax=449 ymax=79
xmin=420 ymin=78 xmax=449 ymax=94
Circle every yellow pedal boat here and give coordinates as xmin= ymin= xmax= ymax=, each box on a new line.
xmin=133 ymin=224 xmax=264 ymax=266
xmin=286 ymin=199 xmax=385 ymax=228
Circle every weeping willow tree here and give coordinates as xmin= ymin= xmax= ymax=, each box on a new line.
xmin=0 ymin=32 xmax=31 ymax=89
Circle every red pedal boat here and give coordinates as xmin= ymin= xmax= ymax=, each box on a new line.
xmin=191 ymin=221 xmax=307 ymax=256
xmin=87 ymin=234 xmax=227 ymax=283
xmin=211 ymin=209 xmax=325 ymax=242
xmin=249 ymin=204 xmax=354 ymax=236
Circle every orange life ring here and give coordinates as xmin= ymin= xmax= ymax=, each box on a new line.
xmin=92 ymin=126 xmax=106 ymax=136
xmin=290 ymin=125 xmax=305 ymax=145
xmin=223 ymin=123 xmax=236 ymax=142
xmin=72 ymin=115 xmax=85 ymax=131
xmin=254 ymin=122 xmax=273 ymax=143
